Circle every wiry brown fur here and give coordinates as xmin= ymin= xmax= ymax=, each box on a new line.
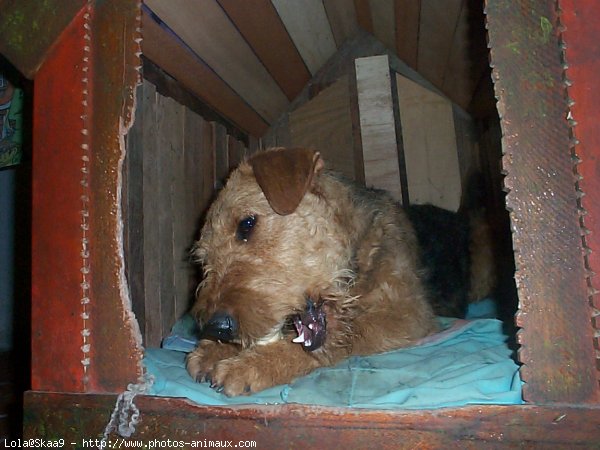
xmin=186 ymin=147 xmax=491 ymax=396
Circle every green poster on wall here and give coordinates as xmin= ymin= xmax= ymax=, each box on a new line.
xmin=0 ymin=74 xmax=23 ymax=168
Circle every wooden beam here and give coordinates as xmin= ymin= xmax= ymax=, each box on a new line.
xmin=368 ymin=0 xmax=396 ymax=52
xmin=323 ymin=0 xmax=359 ymax=47
xmin=31 ymin=5 xmax=90 ymax=393
xmin=86 ymin=0 xmax=145 ymax=391
xmin=271 ymin=0 xmax=338 ymax=75
xmin=395 ymin=74 xmax=462 ymax=211
xmin=353 ymin=0 xmax=374 ymax=34
xmin=218 ymin=0 xmax=310 ymax=101
xmin=124 ymin=84 xmax=146 ymax=343
xmin=355 ymin=55 xmax=403 ymax=202
xmin=289 ymin=76 xmax=356 ymax=180
xmin=417 ymin=0 xmax=463 ymax=90
xmin=145 ymin=0 xmax=288 ymax=124
xmin=141 ymin=9 xmax=269 ymax=137
xmin=560 ymin=0 xmax=600 ymax=375
xmin=0 ymin=0 xmax=85 ymax=78
xmin=142 ymin=57 xmax=248 ymax=145
xmin=394 ymin=0 xmax=420 ymax=69
xmin=487 ymin=0 xmax=600 ymax=403
xmin=139 ymin=81 xmax=162 ymax=348
xmin=24 ymin=392 xmax=600 ymax=447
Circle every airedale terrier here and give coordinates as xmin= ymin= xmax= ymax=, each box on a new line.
xmin=186 ymin=147 xmax=495 ymax=396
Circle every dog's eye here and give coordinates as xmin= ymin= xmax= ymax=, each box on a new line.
xmin=236 ymin=215 xmax=257 ymax=242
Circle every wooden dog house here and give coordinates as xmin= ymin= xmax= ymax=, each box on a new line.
xmin=1 ymin=0 xmax=599 ymax=446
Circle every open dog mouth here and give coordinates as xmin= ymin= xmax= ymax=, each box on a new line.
xmin=292 ymin=297 xmax=327 ymax=351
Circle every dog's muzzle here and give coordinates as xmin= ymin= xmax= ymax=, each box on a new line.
xmin=292 ymin=297 xmax=327 ymax=351
xmin=201 ymin=311 xmax=238 ymax=342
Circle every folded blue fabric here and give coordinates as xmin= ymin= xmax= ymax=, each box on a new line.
xmin=144 ymin=314 xmax=522 ymax=409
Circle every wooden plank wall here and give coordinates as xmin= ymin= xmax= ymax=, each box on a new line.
xmin=140 ymin=0 xmax=493 ymax=138
xmin=355 ymin=55 xmax=403 ymax=202
xmin=289 ymin=76 xmax=357 ymax=180
xmin=124 ymin=79 xmax=250 ymax=347
xmin=395 ymin=73 xmax=463 ymax=211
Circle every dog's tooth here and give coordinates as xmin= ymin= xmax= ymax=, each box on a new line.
xmin=304 ymin=338 xmax=312 ymax=347
xmin=293 ymin=332 xmax=305 ymax=343
xmin=308 ymin=323 xmax=314 ymax=330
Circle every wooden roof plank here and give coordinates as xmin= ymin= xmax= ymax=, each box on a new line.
xmin=417 ymin=0 xmax=463 ymax=90
xmin=218 ymin=0 xmax=310 ymax=101
xmin=368 ymin=0 xmax=396 ymax=52
xmin=323 ymin=0 xmax=359 ymax=47
xmin=394 ymin=0 xmax=420 ymax=69
xmin=353 ymin=0 xmax=374 ymax=34
xmin=271 ymin=0 xmax=338 ymax=75
xmin=145 ymin=0 xmax=288 ymax=124
xmin=442 ymin=0 xmax=489 ymax=111
xmin=141 ymin=10 xmax=269 ymax=137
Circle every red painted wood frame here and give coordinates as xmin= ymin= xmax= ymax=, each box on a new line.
xmin=31 ymin=1 xmax=143 ymax=393
xmin=486 ymin=0 xmax=600 ymax=402
xmin=4 ymin=0 xmax=597 ymax=442
xmin=560 ymin=0 xmax=600 ymax=363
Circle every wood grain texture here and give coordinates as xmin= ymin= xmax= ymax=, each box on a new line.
xmin=129 ymin=82 xmax=232 ymax=344
xmin=323 ymin=0 xmax=359 ymax=47
xmin=396 ymin=74 xmax=461 ymax=211
xmin=145 ymin=0 xmax=288 ymax=124
xmin=271 ymin=0 xmax=338 ymax=75
xmin=441 ymin=1 xmax=474 ymax=110
xmin=355 ymin=55 xmax=402 ymax=201
xmin=394 ymin=0 xmax=420 ymax=69
xmin=289 ymin=76 xmax=355 ymax=180
xmin=487 ymin=0 xmax=599 ymax=403
xmin=31 ymin=7 xmax=89 ymax=392
xmin=227 ymin=135 xmax=246 ymax=172
xmin=140 ymin=81 xmax=162 ymax=348
xmin=183 ymin=109 xmax=205 ymax=308
xmin=218 ymin=0 xmax=310 ymax=101
xmin=369 ymin=0 xmax=396 ymax=52
xmin=24 ymin=392 xmax=600 ymax=447
xmin=155 ymin=95 xmax=179 ymax=334
xmin=213 ymin=122 xmax=229 ymax=190
xmin=141 ymin=9 xmax=268 ymax=137
xmin=124 ymin=84 xmax=146 ymax=341
xmin=84 ymin=0 xmax=145 ymax=390
xmin=417 ymin=0 xmax=463 ymax=90
xmin=560 ymin=0 xmax=600 ymax=378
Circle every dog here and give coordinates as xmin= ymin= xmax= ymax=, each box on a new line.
xmin=186 ymin=147 xmax=495 ymax=396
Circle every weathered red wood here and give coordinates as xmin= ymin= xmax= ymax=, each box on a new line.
xmin=485 ymin=0 xmax=599 ymax=403
xmin=560 ymin=0 xmax=600 ymax=372
xmin=31 ymin=5 xmax=89 ymax=393
xmin=85 ymin=0 xmax=144 ymax=391
xmin=31 ymin=0 xmax=144 ymax=394
xmin=23 ymin=392 xmax=600 ymax=448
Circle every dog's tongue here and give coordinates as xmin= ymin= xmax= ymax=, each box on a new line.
xmin=292 ymin=298 xmax=326 ymax=351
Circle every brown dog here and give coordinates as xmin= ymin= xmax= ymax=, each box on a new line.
xmin=186 ymin=147 xmax=494 ymax=396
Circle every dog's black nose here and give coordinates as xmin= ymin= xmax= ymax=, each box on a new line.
xmin=201 ymin=311 xmax=238 ymax=341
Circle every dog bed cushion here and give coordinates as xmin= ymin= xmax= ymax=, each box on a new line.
xmin=143 ymin=300 xmax=522 ymax=409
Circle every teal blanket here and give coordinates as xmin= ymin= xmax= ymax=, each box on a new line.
xmin=144 ymin=305 xmax=522 ymax=409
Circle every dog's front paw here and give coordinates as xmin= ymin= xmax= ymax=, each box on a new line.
xmin=186 ymin=340 xmax=240 ymax=383
xmin=210 ymin=355 xmax=271 ymax=397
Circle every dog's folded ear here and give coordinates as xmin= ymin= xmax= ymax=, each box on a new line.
xmin=249 ymin=147 xmax=324 ymax=215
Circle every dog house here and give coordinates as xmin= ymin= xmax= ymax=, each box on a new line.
xmin=2 ymin=0 xmax=599 ymax=445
